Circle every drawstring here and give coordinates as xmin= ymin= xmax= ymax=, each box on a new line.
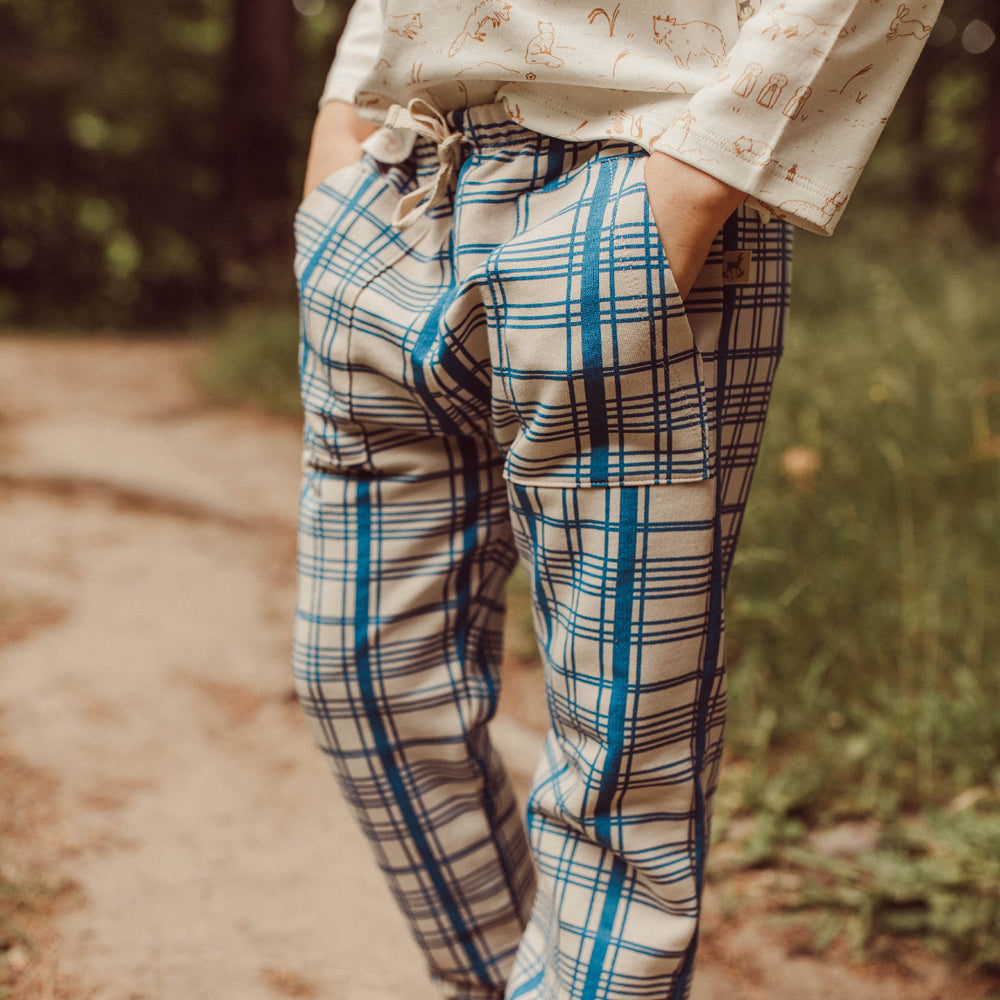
xmin=384 ymin=98 xmax=466 ymax=230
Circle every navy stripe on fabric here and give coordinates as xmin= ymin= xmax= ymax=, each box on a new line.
xmin=580 ymin=159 xmax=616 ymax=484
xmin=353 ymin=480 xmax=493 ymax=984
xmin=668 ymin=212 xmax=742 ymax=1000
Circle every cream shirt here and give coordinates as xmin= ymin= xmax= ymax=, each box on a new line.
xmin=320 ymin=0 xmax=941 ymax=235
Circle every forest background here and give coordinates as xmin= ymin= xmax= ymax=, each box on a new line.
xmin=2 ymin=0 xmax=1000 ymax=980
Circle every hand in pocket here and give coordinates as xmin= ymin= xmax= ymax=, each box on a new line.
xmin=302 ymin=100 xmax=378 ymax=201
xmin=642 ymin=152 xmax=747 ymax=299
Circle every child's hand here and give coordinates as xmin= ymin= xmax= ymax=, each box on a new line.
xmin=302 ymin=101 xmax=378 ymax=200
xmin=643 ymin=152 xmax=747 ymax=299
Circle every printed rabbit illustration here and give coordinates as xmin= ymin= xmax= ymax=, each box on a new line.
xmin=887 ymin=4 xmax=933 ymax=40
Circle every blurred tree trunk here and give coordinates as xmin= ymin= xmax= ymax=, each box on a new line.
xmin=903 ymin=57 xmax=938 ymax=207
xmin=972 ymin=47 xmax=1000 ymax=240
xmin=223 ymin=0 xmax=298 ymax=261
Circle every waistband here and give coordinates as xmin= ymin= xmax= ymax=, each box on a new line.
xmin=370 ymin=99 xmax=546 ymax=229
xmin=365 ymin=97 xmax=631 ymax=229
xmin=448 ymin=102 xmax=530 ymax=146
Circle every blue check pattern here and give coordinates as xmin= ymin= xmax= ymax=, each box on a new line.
xmin=293 ymin=104 xmax=791 ymax=1000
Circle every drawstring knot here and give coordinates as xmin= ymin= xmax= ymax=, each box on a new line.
xmin=384 ymin=98 xmax=466 ymax=230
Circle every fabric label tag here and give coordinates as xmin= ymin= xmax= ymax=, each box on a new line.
xmin=723 ymin=250 xmax=753 ymax=284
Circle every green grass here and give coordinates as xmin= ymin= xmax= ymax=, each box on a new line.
xmin=718 ymin=209 xmax=1000 ymax=968
xmin=197 ymin=306 xmax=302 ymax=417
xmin=200 ymin=207 xmax=1000 ymax=970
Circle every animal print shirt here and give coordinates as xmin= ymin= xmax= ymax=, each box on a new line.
xmin=321 ymin=0 xmax=941 ymax=235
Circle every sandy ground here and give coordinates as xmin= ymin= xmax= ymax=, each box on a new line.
xmin=0 ymin=334 xmax=995 ymax=1000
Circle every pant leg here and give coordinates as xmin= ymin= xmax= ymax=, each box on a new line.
xmin=294 ymin=438 xmax=533 ymax=1000
xmin=465 ymin=150 xmax=791 ymax=998
xmin=505 ymin=480 xmax=724 ymax=1000
xmin=293 ymin=149 xmax=536 ymax=1000
xmin=294 ymin=115 xmax=790 ymax=1000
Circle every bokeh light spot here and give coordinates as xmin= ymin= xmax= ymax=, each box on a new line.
xmin=962 ymin=20 xmax=996 ymax=55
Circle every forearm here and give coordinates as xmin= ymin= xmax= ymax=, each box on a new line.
xmin=302 ymin=100 xmax=378 ymax=199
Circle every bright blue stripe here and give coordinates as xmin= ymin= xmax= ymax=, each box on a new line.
xmin=411 ymin=281 xmax=463 ymax=434
xmin=581 ymin=160 xmax=615 ymax=484
xmin=509 ymin=966 xmax=545 ymax=1000
xmin=583 ymin=490 xmax=638 ymax=997
xmin=353 ymin=480 xmax=492 ymax=983
xmin=582 ymin=856 xmax=627 ymax=998
xmin=594 ymin=487 xmax=639 ymax=842
xmin=298 ymin=172 xmax=377 ymax=294
xmin=453 ymin=438 xmax=479 ymax=689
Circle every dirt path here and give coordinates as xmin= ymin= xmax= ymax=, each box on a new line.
xmin=0 ymin=335 xmax=993 ymax=1000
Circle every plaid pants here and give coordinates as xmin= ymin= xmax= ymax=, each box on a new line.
xmin=293 ymin=103 xmax=791 ymax=1000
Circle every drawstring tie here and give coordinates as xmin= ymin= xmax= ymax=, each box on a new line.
xmin=384 ymin=98 xmax=466 ymax=230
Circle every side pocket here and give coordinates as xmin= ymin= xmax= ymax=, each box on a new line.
xmin=295 ymin=151 xmax=457 ymax=472
xmin=488 ymin=151 xmax=712 ymax=489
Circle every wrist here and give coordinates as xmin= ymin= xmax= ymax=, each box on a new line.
xmin=646 ymin=151 xmax=745 ymax=214
xmin=303 ymin=101 xmax=378 ymax=198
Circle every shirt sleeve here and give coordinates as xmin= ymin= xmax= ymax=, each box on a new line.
xmin=319 ymin=0 xmax=383 ymax=108
xmin=652 ymin=0 xmax=942 ymax=235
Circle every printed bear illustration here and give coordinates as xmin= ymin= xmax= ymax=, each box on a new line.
xmin=652 ymin=16 xmax=728 ymax=70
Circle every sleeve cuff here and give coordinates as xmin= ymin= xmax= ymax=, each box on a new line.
xmin=653 ymin=120 xmax=847 ymax=236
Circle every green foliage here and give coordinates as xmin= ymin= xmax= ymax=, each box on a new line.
xmin=0 ymin=0 xmax=347 ymax=328
xmin=196 ymin=305 xmax=302 ymax=415
xmin=867 ymin=0 xmax=1000 ymax=234
xmin=746 ymin=804 xmax=1000 ymax=970
xmin=1 ymin=0 xmax=226 ymax=325
xmin=716 ymin=209 xmax=1000 ymax=969
xmin=726 ymin=209 xmax=1000 ymax=807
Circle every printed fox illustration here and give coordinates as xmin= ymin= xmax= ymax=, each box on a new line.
xmin=761 ymin=4 xmax=843 ymax=42
xmin=387 ymin=12 xmax=422 ymax=40
xmin=449 ymin=1 xmax=513 ymax=57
